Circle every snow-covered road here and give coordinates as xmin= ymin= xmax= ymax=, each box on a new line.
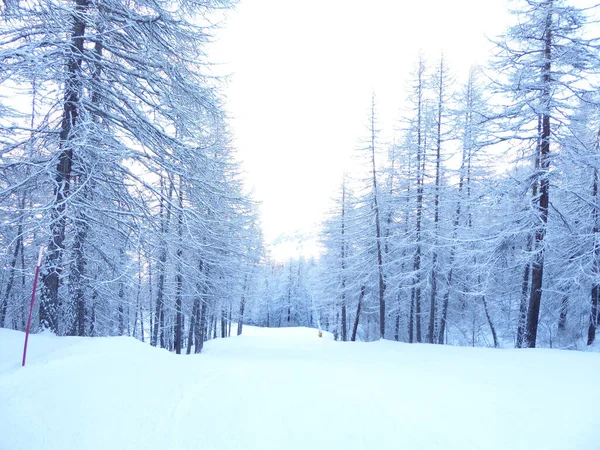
xmin=1 ymin=326 xmax=599 ymax=450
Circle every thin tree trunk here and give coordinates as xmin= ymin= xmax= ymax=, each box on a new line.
xmin=237 ymin=274 xmax=248 ymax=336
xmin=409 ymin=288 xmax=415 ymax=343
xmin=174 ymin=179 xmax=184 ymax=354
xmin=368 ymin=97 xmax=386 ymax=339
xmin=428 ymin=56 xmax=445 ymax=344
xmin=351 ymin=286 xmax=365 ymax=342
xmin=137 ymin=249 xmax=145 ymax=342
xmin=413 ymin=60 xmax=426 ymax=344
xmin=148 ymin=257 xmax=153 ymax=343
xmin=221 ymin=308 xmax=227 ymax=338
xmin=588 ymin=168 xmax=600 ymax=345
xmin=187 ymin=299 xmax=198 ymax=354
xmin=0 ymin=195 xmax=25 ymax=327
xmin=340 ymin=179 xmax=348 ymax=341
xmin=117 ymin=248 xmax=126 ymax=336
xmin=558 ymin=295 xmax=568 ymax=332
xmin=151 ymin=180 xmax=173 ymax=347
xmin=482 ymin=294 xmax=498 ymax=348
xmin=227 ymin=304 xmax=232 ymax=337
xmin=516 ymin=248 xmax=532 ymax=348
xmin=196 ymin=301 xmax=207 ymax=352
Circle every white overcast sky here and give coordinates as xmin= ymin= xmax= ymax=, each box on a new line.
xmin=209 ymin=0 xmax=511 ymax=260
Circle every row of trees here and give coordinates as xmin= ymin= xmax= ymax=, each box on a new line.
xmin=0 ymin=0 xmax=265 ymax=352
xmin=312 ymin=0 xmax=600 ymax=348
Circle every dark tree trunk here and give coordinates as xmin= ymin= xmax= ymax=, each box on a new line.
xmin=368 ymin=98 xmax=386 ymax=339
xmin=70 ymin=183 xmax=89 ymax=337
xmin=482 ymin=294 xmax=498 ymax=348
xmin=227 ymin=304 xmax=232 ymax=337
xmin=428 ymin=56 xmax=445 ymax=344
xmin=588 ymin=168 xmax=599 ymax=345
xmin=516 ymin=255 xmax=531 ymax=348
xmin=237 ymin=275 xmax=248 ymax=336
xmin=525 ymin=8 xmax=552 ymax=348
xmin=518 ymin=119 xmax=540 ymax=348
xmin=195 ymin=300 xmax=207 ymax=354
xmin=394 ymin=291 xmax=401 ymax=341
xmin=409 ymin=288 xmax=415 ymax=343
xmin=587 ymin=287 xmax=599 ymax=345
xmin=413 ymin=61 xmax=425 ymax=344
xmin=237 ymin=296 xmax=245 ymax=336
xmin=40 ymin=0 xmax=89 ymax=334
xmin=351 ymin=286 xmax=365 ymax=342
xmin=174 ymin=180 xmax=184 ymax=354
xmin=558 ymin=295 xmax=568 ymax=332
xmin=117 ymin=258 xmax=125 ymax=336
xmin=341 ymin=302 xmax=347 ymax=342
xmin=137 ymin=250 xmax=145 ymax=342
xmin=151 ymin=180 xmax=173 ymax=347
xmin=428 ymin=269 xmax=438 ymax=344
xmin=187 ymin=298 xmax=198 ymax=354
xmin=90 ymin=301 xmax=96 ymax=336
xmin=148 ymin=258 xmax=153 ymax=343
xmin=340 ymin=180 xmax=348 ymax=341
xmin=221 ymin=309 xmax=227 ymax=338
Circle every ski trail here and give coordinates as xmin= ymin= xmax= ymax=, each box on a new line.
xmin=1 ymin=327 xmax=600 ymax=450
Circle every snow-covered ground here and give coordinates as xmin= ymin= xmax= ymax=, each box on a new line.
xmin=1 ymin=326 xmax=599 ymax=450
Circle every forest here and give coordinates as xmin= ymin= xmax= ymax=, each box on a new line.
xmin=1 ymin=0 xmax=600 ymax=352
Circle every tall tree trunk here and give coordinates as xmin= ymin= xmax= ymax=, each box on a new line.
xmin=526 ymin=13 xmax=552 ymax=348
xmin=428 ymin=55 xmax=446 ymax=344
xmin=588 ymin=168 xmax=600 ymax=345
xmin=518 ymin=118 xmax=543 ymax=347
xmin=117 ymin=247 xmax=126 ymax=336
xmin=174 ymin=179 xmax=184 ymax=354
xmin=413 ymin=59 xmax=426 ymax=344
xmin=340 ymin=179 xmax=348 ymax=342
xmin=151 ymin=180 xmax=173 ymax=347
xmin=369 ymin=96 xmax=386 ymax=339
xmin=39 ymin=0 xmax=89 ymax=333
xmin=409 ymin=288 xmax=415 ymax=343
xmin=148 ymin=257 xmax=153 ymax=343
xmin=137 ymin=249 xmax=145 ymax=342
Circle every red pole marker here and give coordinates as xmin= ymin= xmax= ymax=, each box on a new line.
xmin=22 ymin=247 xmax=44 ymax=367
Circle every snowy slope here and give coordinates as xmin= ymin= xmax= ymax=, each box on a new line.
xmin=1 ymin=326 xmax=599 ymax=450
